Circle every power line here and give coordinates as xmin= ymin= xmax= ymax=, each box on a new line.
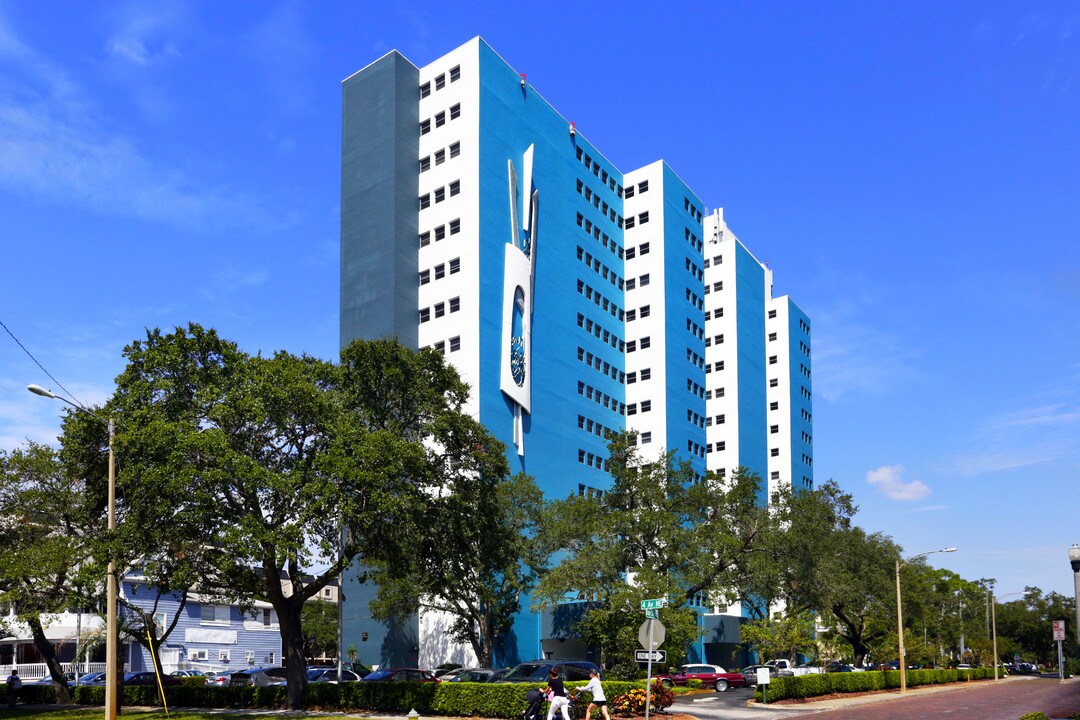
xmin=0 ymin=317 xmax=87 ymax=409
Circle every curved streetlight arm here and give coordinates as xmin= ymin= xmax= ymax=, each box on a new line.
xmin=27 ymin=384 xmax=104 ymax=421
xmin=899 ymin=547 xmax=958 ymax=569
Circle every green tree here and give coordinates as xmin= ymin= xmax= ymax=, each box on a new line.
xmin=0 ymin=442 xmax=99 ymax=703
xmin=535 ymin=432 xmax=770 ymax=666
xmin=740 ymin=611 xmax=817 ymax=663
xmin=301 ymin=599 xmax=338 ymax=662
xmin=93 ymin=325 xmax=502 ymax=708
xmin=367 ymin=471 xmax=544 ymax=667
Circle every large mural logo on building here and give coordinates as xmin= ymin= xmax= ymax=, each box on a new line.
xmin=500 ymin=144 xmax=538 ymax=456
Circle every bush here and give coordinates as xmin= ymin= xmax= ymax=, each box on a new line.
xmin=610 ymin=681 xmax=673 ymax=716
xmin=685 ymin=678 xmax=702 ymax=689
xmin=179 ymin=676 xmax=208 ymax=686
xmin=13 ymin=684 xmax=57 ymax=704
xmin=1018 ymin=713 xmax=1049 ymax=720
xmin=606 ymin=661 xmax=645 ymax=680
xmin=755 ymin=667 xmax=995 ymax=703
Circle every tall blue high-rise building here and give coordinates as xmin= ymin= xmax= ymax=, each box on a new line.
xmin=340 ymin=38 xmax=813 ymax=670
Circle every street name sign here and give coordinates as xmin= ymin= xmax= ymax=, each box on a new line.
xmin=641 ymin=598 xmax=666 ymax=610
xmin=635 ymin=649 xmax=667 ymax=663
xmin=644 ymin=608 xmax=659 ymax=619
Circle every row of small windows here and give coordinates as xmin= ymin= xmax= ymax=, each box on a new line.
xmin=800 ymin=386 xmax=812 ymax=400
xmin=575 ymin=213 xmax=624 ymax=259
xmin=419 ymin=180 xmax=461 ymax=209
xmin=705 ymin=333 xmax=724 ymax=347
xmin=625 ymin=336 xmax=651 ymax=352
xmin=578 ymin=414 xmax=615 ymax=440
xmin=801 ymin=453 xmax=813 ymax=467
xmin=684 ymin=197 xmax=703 ymax=223
xmin=418 ymin=257 xmax=461 ymax=285
xmin=799 ymin=340 xmax=811 ymax=357
xmin=576 ymin=246 xmax=624 ymax=291
xmin=687 ymin=379 xmax=705 ymax=399
xmin=419 ymin=141 xmax=461 ymax=172
xmin=623 ymin=179 xmax=649 ymax=198
xmin=685 ymin=257 xmax=703 ymax=281
xmin=705 ymin=387 xmax=725 ymax=400
xmin=576 ymin=180 xmax=622 ymax=227
xmin=706 ymin=441 xmax=727 ymax=453
xmin=419 ymin=218 xmax=461 ymax=247
xmin=623 ymin=211 xmax=649 ymax=229
xmin=624 ymin=273 xmax=650 ymax=290
xmin=685 ymin=318 xmax=704 ymax=341
xmin=578 ymin=449 xmax=609 ymax=471
xmin=575 ymin=146 xmax=622 ymax=196
xmin=705 ymin=360 xmax=725 ymax=374
xmin=576 ymin=346 xmax=624 ymax=383
xmin=704 ymin=281 xmax=723 ymax=295
xmin=705 ymin=308 xmax=725 ymax=321
xmin=687 ymin=410 xmax=705 ymax=429
xmin=624 ymin=305 xmax=651 ymax=322
xmin=624 ymin=241 xmax=649 ymax=260
xmin=632 ymin=431 xmax=653 ymax=445
xmin=801 ymin=476 xmax=812 ymax=488
xmin=703 ymin=254 xmax=723 ymax=268
xmin=577 ymin=381 xmax=625 ymax=415
xmin=684 ymin=227 xmax=703 ymax=253
xmin=419 ymin=103 xmax=461 ymax=135
xmin=425 ymin=335 xmax=462 ymax=354
xmin=801 ymin=408 xmax=812 ymax=422
xmin=800 ymin=363 xmax=812 ymax=379
xmin=686 ymin=348 xmax=704 ymax=370
xmin=625 ymin=368 xmax=652 ymax=384
xmin=801 ymin=430 xmax=813 ymax=444
xmin=418 ymin=296 xmax=461 ymax=323
xmin=576 ymin=313 xmax=623 ymax=351
xmin=685 ymin=288 xmax=704 ymax=311
xmin=798 ymin=318 xmax=811 ymax=336
xmin=577 ymin=482 xmax=605 ymax=498
xmin=576 ymin=279 xmax=624 ymax=322
xmin=419 ymin=65 xmax=461 ymax=98
xmin=686 ymin=440 xmax=705 ymax=459
xmin=625 ymin=399 xmax=652 ymax=415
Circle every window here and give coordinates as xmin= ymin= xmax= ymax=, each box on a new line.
xmin=202 ymin=604 xmax=229 ymax=624
xmin=640 ymin=400 xmax=652 ymax=412
xmin=449 ymin=218 xmax=461 ymax=235
xmin=449 ymin=141 xmax=461 ymax=158
xmin=638 ymin=211 xmax=649 ymax=224
xmin=638 ymin=180 xmax=649 ymax=193
xmin=420 ymin=119 xmax=431 ymax=135
xmin=625 ymin=247 xmax=636 ymax=260
xmin=434 ymin=263 xmax=446 ymax=280
xmin=419 ymin=193 xmax=430 ymax=210
xmin=153 ymin=612 xmax=167 ymax=632
xmin=419 ymin=270 xmax=430 ymax=285
xmin=434 ymin=187 xmax=445 ymax=203
xmin=640 ymin=336 xmax=651 ymax=349
xmin=769 ymin=378 xmax=779 ymax=387
xmin=771 ymin=471 xmax=780 ymax=480
xmin=419 ymin=308 xmax=430 ymax=323
xmin=245 ymin=650 xmax=255 ymax=663
xmin=219 ymin=650 xmax=230 ymax=662
xmin=435 ymin=111 xmax=446 ymax=128
xmin=626 ymin=372 xmax=637 ymax=384
xmin=449 ymin=297 xmax=460 ymax=313
xmin=449 ymin=336 xmax=461 ymax=352
xmin=769 ymin=355 xmax=778 ymax=365
xmin=768 ymin=309 xmax=778 ymax=319
xmin=420 ymin=156 xmax=431 ymax=172
xmin=624 ymin=216 xmax=636 ymax=229
xmin=434 ymin=302 xmax=445 ymax=318
xmin=435 ymin=149 xmax=446 ymax=165
xmin=449 ymin=65 xmax=461 ymax=82
xmin=770 ymin=425 xmax=779 ymax=434
xmin=641 ymin=432 xmax=652 ymax=444
xmin=770 ymin=401 xmax=779 ymax=410
xmin=420 ymin=82 xmax=431 ymax=98
xmin=419 ymin=231 xmax=431 ymax=247
xmin=624 ymin=184 xmax=635 ymax=198
xmin=626 ymin=404 xmax=637 ymax=416
xmin=449 ymin=103 xmax=461 ymax=120
xmin=625 ymin=278 xmax=636 ymax=290
xmin=769 ymin=332 xmax=777 ymax=341
xmin=640 ymin=305 xmax=651 ymax=318
xmin=435 ymin=73 xmax=446 ymax=90
xmin=639 ymin=273 xmax=650 ymax=286
xmin=449 ymin=180 xmax=460 ymax=196
xmin=716 ymin=414 xmax=725 ymax=424
xmin=434 ymin=225 xmax=446 ymax=241
xmin=639 ymin=242 xmax=650 ymax=255
xmin=449 ymin=258 xmax=461 ymax=274
xmin=189 ymin=649 xmax=208 ymax=661
xmin=262 ymin=608 xmax=273 ymax=627
xmin=640 ymin=368 xmax=651 ymax=380
xmin=771 ymin=448 xmax=780 ymax=457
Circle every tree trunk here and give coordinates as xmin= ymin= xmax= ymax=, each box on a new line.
xmin=27 ymin=615 xmax=73 ymax=704
xmin=275 ymin=597 xmax=307 ymax=709
xmin=480 ymin=611 xmax=495 ymax=668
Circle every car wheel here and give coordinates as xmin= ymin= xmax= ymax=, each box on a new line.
xmin=714 ymin=679 xmax=728 ymax=692
xmin=661 ymin=679 xmax=673 ymax=689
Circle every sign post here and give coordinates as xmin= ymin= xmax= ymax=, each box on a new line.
xmin=1053 ymin=620 xmax=1066 ymax=680
xmin=757 ymin=667 xmax=771 ymax=705
xmin=638 ymin=603 xmax=666 ymax=720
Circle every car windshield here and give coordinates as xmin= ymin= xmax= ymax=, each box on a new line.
xmin=307 ymin=669 xmax=331 ymax=681
xmin=364 ymin=670 xmax=394 ymax=681
xmin=503 ymin=663 xmax=547 ymax=681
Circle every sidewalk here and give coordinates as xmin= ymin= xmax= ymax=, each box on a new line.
xmin=747 ymin=675 xmax=1075 ymax=712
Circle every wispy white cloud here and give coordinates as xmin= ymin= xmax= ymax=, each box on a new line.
xmin=866 ymin=464 xmax=931 ymax=501
xmin=909 ymin=505 xmax=947 ymax=512
xmin=106 ymin=3 xmax=185 ymax=66
xmin=0 ymin=8 xmax=280 ymax=235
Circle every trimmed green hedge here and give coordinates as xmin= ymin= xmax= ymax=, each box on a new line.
xmin=755 ymin=667 xmax=996 ymax=702
xmin=12 ymin=684 xmax=59 ymax=704
xmin=72 ymin=679 xmax=645 ymax=718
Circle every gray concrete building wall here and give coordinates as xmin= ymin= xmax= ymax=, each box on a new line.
xmin=341 ymin=51 xmax=420 ymax=349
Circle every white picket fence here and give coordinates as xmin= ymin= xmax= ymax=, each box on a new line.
xmin=1 ymin=662 xmax=109 ymax=681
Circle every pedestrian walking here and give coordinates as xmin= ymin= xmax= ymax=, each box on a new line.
xmin=6 ymin=669 xmax=21 ymax=707
xmin=581 ymin=668 xmax=610 ymax=720
xmin=544 ymin=668 xmax=571 ymax=720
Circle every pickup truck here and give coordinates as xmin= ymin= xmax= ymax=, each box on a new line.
xmin=656 ymin=663 xmax=748 ymax=692
xmin=766 ymin=659 xmax=822 ymax=676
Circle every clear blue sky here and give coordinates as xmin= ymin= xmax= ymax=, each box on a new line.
xmin=1 ymin=2 xmax=1077 ymax=598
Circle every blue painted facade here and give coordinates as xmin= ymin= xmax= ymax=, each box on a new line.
xmin=121 ymin=578 xmax=282 ymax=673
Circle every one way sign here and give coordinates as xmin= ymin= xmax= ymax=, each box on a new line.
xmin=634 ymin=649 xmax=667 ymax=663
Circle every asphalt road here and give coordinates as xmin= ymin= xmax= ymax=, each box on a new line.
xmin=671 ymin=676 xmax=1080 ymax=720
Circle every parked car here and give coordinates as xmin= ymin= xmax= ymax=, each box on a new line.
xmin=77 ymin=672 xmax=107 ymax=686
xmin=229 ymin=666 xmax=289 ymax=687
xmin=497 ymin=660 xmax=603 ymax=683
xmin=306 ymin=667 xmax=362 ymax=683
xmin=487 ymin=668 xmax=512 ymax=683
xmin=204 ymin=672 xmax=231 ymax=687
xmin=362 ymin=668 xmax=439 ymax=682
xmin=31 ymin=672 xmax=76 ymax=686
xmin=741 ymin=665 xmax=779 ymax=686
xmin=447 ymin=668 xmax=498 ymax=683
xmin=956 ymin=663 xmax=972 ymax=670
xmin=122 ymin=671 xmax=181 ymax=686
xmin=170 ymin=670 xmax=206 ymax=677
xmin=657 ymin=664 xmax=747 ymax=692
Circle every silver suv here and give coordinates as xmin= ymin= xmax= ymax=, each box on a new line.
xmin=228 ymin=666 xmax=289 ymax=686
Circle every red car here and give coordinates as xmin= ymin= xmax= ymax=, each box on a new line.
xmin=657 ymin=663 xmax=748 ymax=692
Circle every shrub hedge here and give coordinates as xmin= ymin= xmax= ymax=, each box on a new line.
xmin=755 ymin=667 xmax=996 ymax=702
xmin=71 ymin=679 xmax=645 ymax=718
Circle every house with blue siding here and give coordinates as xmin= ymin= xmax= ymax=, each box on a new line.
xmin=121 ymin=575 xmax=282 ymax=674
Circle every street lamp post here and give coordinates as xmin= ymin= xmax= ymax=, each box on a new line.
xmin=895 ymin=547 xmax=957 ymax=693
xmin=1070 ymin=544 xmax=1080 ymax=644
xmin=28 ymin=385 xmax=118 ymax=720
xmin=990 ymin=590 xmax=1028 ymax=680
